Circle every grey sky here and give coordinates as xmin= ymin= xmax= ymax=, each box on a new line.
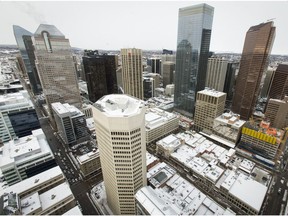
xmin=0 ymin=1 xmax=287 ymax=54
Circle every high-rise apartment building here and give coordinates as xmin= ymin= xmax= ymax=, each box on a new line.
xmin=174 ymin=3 xmax=214 ymax=117
xmin=121 ymin=48 xmax=143 ymax=99
xmin=205 ymin=57 xmax=228 ymax=92
xmin=231 ymin=22 xmax=275 ymax=120
xmin=92 ymin=94 xmax=146 ymax=215
xmin=267 ymin=64 xmax=288 ymax=100
xmin=162 ymin=61 xmax=175 ymax=88
xmin=265 ymin=97 xmax=288 ymax=129
xmin=13 ymin=25 xmax=42 ymax=95
xmin=82 ymin=50 xmax=118 ymax=103
xmin=33 ymin=24 xmax=82 ymax=121
xmin=194 ymin=88 xmax=226 ymax=132
xmin=223 ymin=61 xmax=239 ymax=101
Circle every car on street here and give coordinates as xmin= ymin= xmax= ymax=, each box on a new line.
xmin=278 ymin=188 xmax=282 ymax=194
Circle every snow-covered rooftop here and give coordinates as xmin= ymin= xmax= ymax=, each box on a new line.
xmin=94 ymin=94 xmax=145 ymax=117
xmin=62 ymin=206 xmax=83 ymax=215
xmin=145 ymin=108 xmax=178 ymax=130
xmin=198 ymin=88 xmax=226 ymax=98
xmin=0 ymin=129 xmax=53 ymax=168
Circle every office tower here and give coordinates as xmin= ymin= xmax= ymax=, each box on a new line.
xmin=147 ymin=58 xmax=161 ymax=74
xmin=174 ymin=4 xmax=214 ymax=117
xmin=223 ymin=61 xmax=239 ymax=101
xmin=205 ymin=57 xmax=228 ymax=92
xmin=33 ymin=24 xmax=82 ymax=121
xmin=121 ymin=48 xmax=143 ymax=99
xmin=143 ymin=77 xmax=155 ymax=100
xmin=116 ymin=67 xmax=123 ymax=92
xmin=13 ymin=25 xmax=42 ymax=95
xmin=92 ymin=94 xmax=146 ymax=215
xmin=0 ymin=90 xmax=40 ymax=143
xmin=265 ymin=97 xmax=288 ymax=129
xmin=0 ymin=129 xmax=56 ymax=185
xmin=162 ymin=49 xmax=173 ymax=55
xmin=231 ymin=22 xmax=275 ymax=120
xmin=82 ymin=50 xmax=118 ymax=103
xmin=194 ymin=88 xmax=226 ymax=132
xmin=267 ymin=64 xmax=288 ymax=100
xmin=162 ymin=61 xmax=175 ymax=88
xmin=52 ymin=102 xmax=88 ymax=145
xmin=260 ymin=67 xmax=275 ymax=98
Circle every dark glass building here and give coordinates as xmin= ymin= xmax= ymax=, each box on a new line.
xmin=147 ymin=58 xmax=161 ymax=74
xmin=82 ymin=50 xmax=118 ymax=103
xmin=267 ymin=64 xmax=288 ymax=100
xmin=231 ymin=22 xmax=275 ymax=120
xmin=13 ymin=25 xmax=42 ymax=95
xmin=8 ymin=109 xmax=41 ymax=138
xmin=174 ymin=4 xmax=214 ymax=117
xmin=162 ymin=49 xmax=173 ymax=55
xmin=223 ymin=61 xmax=239 ymax=101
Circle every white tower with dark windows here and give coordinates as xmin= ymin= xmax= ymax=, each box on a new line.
xmin=92 ymin=94 xmax=146 ymax=215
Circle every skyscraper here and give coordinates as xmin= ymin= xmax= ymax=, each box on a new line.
xmin=205 ymin=57 xmax=228 ymax=92
xmin=194 ymin=88 xmax=226 ymax=132
xmin=174 ymin=3 xmax=214 ymax=117
xmin=92 ymin=94 xmax=146 ymax=215
xmin=223 ymin=61 xmax=239 ymax=102
xmin=162 ymin=61 xmax=175 ymax=88
xmin=121 ymin=48 xmax=143 ymax=99
xmin=265 ymin=97 xmax=288 ymax=129
xmin=267 ymin=64 xmax=288 ymax=100
xmin=231 ymin=22 xmax=275 ymax=120
xmin=82 ymin=50 xmax=118 ymax=103
xmin=13 ymin=25 xmax=42 ymax=95
xmin=33 ymin=24 xmax=82 ymax=120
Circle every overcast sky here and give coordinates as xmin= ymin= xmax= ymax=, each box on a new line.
xmin=0 ymin=1 xmax=287 ymax=54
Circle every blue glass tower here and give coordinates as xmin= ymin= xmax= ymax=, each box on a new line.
xmin=174 ymin=4 xmax=214 ymax=117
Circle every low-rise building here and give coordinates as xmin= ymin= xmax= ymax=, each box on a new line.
xmin=0 ymin=166 xmax=76 ymax=215
xmin=0 ymin=90 xmax=40 ymax=143
xmin=238 ymin=120 xmax=284 ymax=160
xmin=76 ymin=148 xmax=101 ymax=177
xmin=0 ymin=129 xmax=56 ymax=185
xmin=145 ymin=108 xmax=179 ymax=145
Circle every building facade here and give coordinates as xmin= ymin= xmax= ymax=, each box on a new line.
xmin=33 ymin=24 xmax=82 ymax=120
xmin=121 ymin=48 xmax=143 ymax=99
xmin=267 ymin=64 xmax=288 ymax=100
xmin=82 ymin=50 xmax=118 ymax=103
xmin=260 ymin=67 xmax=275 ymax=98
xmin=162 ymin=61 xmax=175 ymax=88
xmin=52 ymin=102 xmax=88 ymax=145
xmin=265 ymin=97 xmax=288 ymax=129
xmin=92 ymin=94 xmax=146 ymax=215
xmin=205 ymin=57 xmax=228 ymax=92
xmin=231 ymin=22 xmax=275 ymax=120
xmin=194 ymin=88 xmax=226 ymax=132
xmin=174 ymin=3 xmax=214 ymax=117
xmin=223 ymin=61 xmax=239 ymax=102
xmin=0 ymin=129 xmax=56 ymax=186
xmin=13 ymin=25 xmax=42 ymax=95
xmin=0 ymin=90 xmax=40 ymax=143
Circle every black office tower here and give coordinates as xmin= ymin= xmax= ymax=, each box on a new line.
xmin=83 ymin=51 xmax=118 ymax=103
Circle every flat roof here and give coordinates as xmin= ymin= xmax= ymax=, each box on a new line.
xmin=198 ymin=88 xmax=226 ymax=98
xmin=145 ymin=108 xmax=178 ymax=130
xmin=215 ymin=113 xmax=246 ymax=129
xmin=146 ymin=152 xmax=159 ymax=168
xmin=147 ymin=162 xmax=176 ymax=188
xmin=0 ymin=90 xmax=33 ymax=110
xmin=0 ymin=129 xmax=53 ymax=168
xmin=136 ymin=174 xmax=235 ymax=215
xmin=229 ymin=173 xmax=268 ymax=212
xmin=20 ymin=192 xmax=41 ymax=215
xmin=94 ymin=94 xmax=145 ymax=117
xmin=39 ymin=182 xmax=73 ymax=211
xmin=1 ymin=166 xmax=64 ymax=195
xmin=52 ymin=102 xmax=84 ymax=117
xmin=63 ymin=206 xmax=83 ymax=215
xmin=77 ymin=149 xmax=99 ymax=163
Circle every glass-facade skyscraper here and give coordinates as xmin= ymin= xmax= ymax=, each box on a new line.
xmin=231 ymin=22 xmax=275 ymax=120
xmin=13 ymin=25 xmax=42 ymax=95
xmin=174 ymin=3 xmax=214 ymax=117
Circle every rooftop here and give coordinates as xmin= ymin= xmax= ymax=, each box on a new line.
xmin=94 ymin=94 xmax=145 ymax=117
xmin=0 ymin=129 xmax=53 ymax=168
xmin=62 ymin=206 xmax=83 ymax=215
xmin=198 ymin=88 xmax=226 ymax=98
xmin=145 ymin=108 xmax=178 ymax=130
xmin=136 ymin=174 xmax=235 ymax=215
xmin=0 ymin=90 xmax=33 ymax=111
xmin=52 ymin=102 xmax=84 ymax=117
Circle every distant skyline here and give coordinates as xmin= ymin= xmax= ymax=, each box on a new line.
xmin=0 ymin=1 xmax=287 ymax=54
